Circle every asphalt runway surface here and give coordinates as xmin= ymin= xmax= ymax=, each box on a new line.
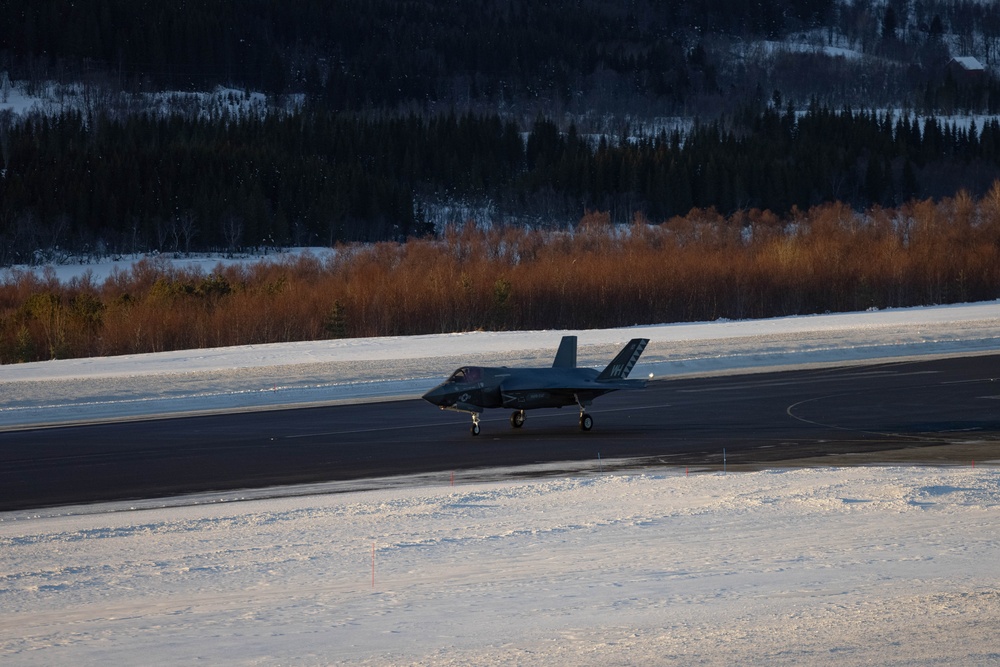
xmin=3 ymin=354 xmax=1000 ymax=511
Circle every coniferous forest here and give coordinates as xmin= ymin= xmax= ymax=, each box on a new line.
xmin=3 ymin=0 xmax=1000 ymax=359
xmin=1 ymin=0 xmax=838 ymax=108
xmin=4 ymin=105 xmax=1000 ymax=261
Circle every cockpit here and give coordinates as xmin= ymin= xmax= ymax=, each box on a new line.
xmin=447 ymin=366 xmax=483 ymax=384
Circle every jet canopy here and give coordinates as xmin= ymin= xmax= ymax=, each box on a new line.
xmin=447 ymin=366 xmax=483 ymax=384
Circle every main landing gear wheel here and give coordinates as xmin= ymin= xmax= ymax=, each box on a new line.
xmin=510 ymin=410 xmax=526 ymax=428
xmin=471 ymin=413 xmax=481 ymax=436
xmin=579 ymin=412 xmax=593 ymax=431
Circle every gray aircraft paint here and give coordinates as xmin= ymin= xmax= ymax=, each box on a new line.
xmin=422 ymin=336 xmax=649 ymax=435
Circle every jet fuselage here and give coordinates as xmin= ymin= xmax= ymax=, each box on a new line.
xmin=421 ymin=336 xmax=649 ymax=435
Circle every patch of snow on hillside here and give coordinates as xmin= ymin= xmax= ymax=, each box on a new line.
xmin=0 ymin=80 xmax=300 ymax=120
xmin=1 ymin=247 xmax=337 ymax=284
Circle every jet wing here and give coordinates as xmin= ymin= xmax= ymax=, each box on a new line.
xmin=499 ymin=373 xmax=645 ymax=409
xmin=500 ymin=375 xmax=645 ymax=393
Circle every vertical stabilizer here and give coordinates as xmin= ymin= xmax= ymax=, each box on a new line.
xmin=596 ymin=338 xmax=648 ymax=380
xmin=552 ymin=335 xmax=577 ymax=368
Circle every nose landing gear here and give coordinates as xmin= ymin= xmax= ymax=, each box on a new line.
xmin=471 ymin=413 xmax=481 ymax=436
xmin=510 ymin=410 xmax=526 ymax=428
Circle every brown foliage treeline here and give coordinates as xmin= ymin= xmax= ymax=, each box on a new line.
xmin=4 ymin=187 xmax=1000 ymax=363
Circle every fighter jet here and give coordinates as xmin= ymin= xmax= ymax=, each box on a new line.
xmin=422 ymin=336 xmax=649 ymax=435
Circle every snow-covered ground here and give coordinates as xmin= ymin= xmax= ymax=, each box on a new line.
xmin=2 ymin=296 xmax=1000 ymax=665
xmin=2 ymin=465 xmax=997 ymax=666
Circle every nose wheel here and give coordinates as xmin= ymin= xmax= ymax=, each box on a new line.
xmin=510 ymin=410 xmax=526 ymax=428
xmin=471 ymin=413 xmax=481 ymax=436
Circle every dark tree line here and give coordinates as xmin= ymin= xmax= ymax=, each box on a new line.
xmin=521 ymin=103 xmax=1000 ymax=221
xmin=7 ymin=0 xmax=1000 ymax=119
xmin=8 ymin=1 xmax=1000 ymax=117
xmin=4 ymin=104 xmax=1000 ymax=261
xmin=2 ymin=0 xmax=834 ymax=113
xmin=6 ymin=0 xmax=998 ymax=124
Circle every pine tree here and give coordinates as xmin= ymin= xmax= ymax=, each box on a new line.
xmin=324 ymin=301 xmax=348 ymax=339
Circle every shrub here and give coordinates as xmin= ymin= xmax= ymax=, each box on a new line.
xmin=2 ymin=187 xmax=1000 ymax=362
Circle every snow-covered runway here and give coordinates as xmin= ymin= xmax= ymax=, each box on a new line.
xmin=2 ymin=298 xmax=1000 ymax=664
xmin=3 ymin=300 xmax=1000 ymax=429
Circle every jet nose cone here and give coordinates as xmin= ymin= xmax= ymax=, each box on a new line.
xmin=422 ymin=384 xmax=447 ymax=406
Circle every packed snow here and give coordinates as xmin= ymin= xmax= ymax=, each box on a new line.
xmin=2 ymin=279 xmax=1000 ymax=664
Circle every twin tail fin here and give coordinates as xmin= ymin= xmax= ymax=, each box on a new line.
xmin=596 ymin=338 xmax=648 ymax=381
xmin=552 ymin=335 xmax=577 ymax=368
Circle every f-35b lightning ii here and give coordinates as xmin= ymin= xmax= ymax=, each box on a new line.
xmin=422 ymin=336 xmax=649 ymax=435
